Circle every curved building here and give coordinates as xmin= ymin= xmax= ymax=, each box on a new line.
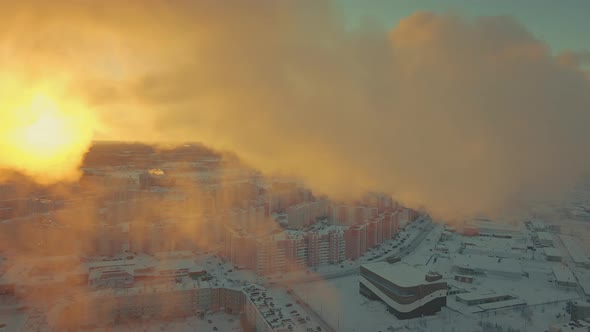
xmin=359 ymin=262 xmax=447 ymax=319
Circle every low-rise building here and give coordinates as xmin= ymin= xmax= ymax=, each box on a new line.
xmin=463 ymin=219 xmax=522 ymax=238
xmin=359 ymin=262 xmax=447 ymax=319
xmin=553 ymin=266 xmax=578 ymax=288
xmin=451 ymin=254 xmax=522 ymax=279
xmin=49 ymin=281 xmax=243 ymax=330
xmin=560 ymin=235 xmax=590 ymax=268
xmin=455 ymin=291 xmax=516 ymax=306
xmin=571 ymin=301 xmax=590 ymax=321
xmin=537 ymin=232 xmax=554 ymax=246
xmin=544 ymin=247 xmax=563 ymax=262
xmin=88 ymin=266 xmax=134 ymax=289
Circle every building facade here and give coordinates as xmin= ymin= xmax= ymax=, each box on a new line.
xmin=359 ymin=262 xmax=447 ymax=320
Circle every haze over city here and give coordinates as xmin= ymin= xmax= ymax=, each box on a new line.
xmin=0 ymin=1 xmax=589 ymax=331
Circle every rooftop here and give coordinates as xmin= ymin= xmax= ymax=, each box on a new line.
xmin=361 ymin=261 xmax=444 ymax=287
xmin=456 ymin=291 xmax=513 ymax=302
xmin=559 ymin=235 xmax=590 ymax=265
xmin=544 ymin=247 xmax=563 ymax=257
xmin=94 ymin=279 xmax=214 ymax=298
xmin=537 ymin=232 xmax=553 ymax=241
xmin=452 ymin=254 xmax=522 ymax=275
xmin=467 ymin=219 xmax=522 ymax=233
xmin=461 ymin=236 xmax=526 ymax=254
xmin=552 ymin=266 xmax=577 ymax=284
xmin=574 ymin=270 xmax=590 ymax=296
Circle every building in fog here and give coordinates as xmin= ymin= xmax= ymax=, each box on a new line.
xmin=95 ymin=223 xmax=129 ymax=257
xmin=344 ymin=212 xmax=399 ymax=260
xmin=254 ymin=228 xmax=345 ymax=275
xmin=139 ymin=169 xmax=176 ymax=189
xmin=329 ymin=205 xmax=372 ymax=226
xmin=88 ymin=266 xmax=134 ymax=289
xmin=50 ymin=283 xmax=245 ymax=330
xmin=223 ymin=226 xmax=257 ymax=270
xmin=345 ymin=224 xmax=367 ymax=260
xmin=287 ymin=202 xmax=323 ymax=229
xmin=463 ymin=219 xmax=522 ymax=238
xmin=362 ymin=192 xmax=395 ymax=212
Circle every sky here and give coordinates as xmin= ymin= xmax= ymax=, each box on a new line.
xmin=1 ymin=1 xmax=589 ymax=221
xmin=340 ymin=0 xmax=590 ymax=54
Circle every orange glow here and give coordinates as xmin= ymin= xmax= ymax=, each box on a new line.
xmin=0 ymin=84 xmax=95 ymax=183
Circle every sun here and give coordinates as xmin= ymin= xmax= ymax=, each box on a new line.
xmin=1 ymin=90 xmax=95 ymax=183
xmin=22 ymin=95 xmax=75 ymax=157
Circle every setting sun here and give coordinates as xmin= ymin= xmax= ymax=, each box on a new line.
xmin=0 ymin=87 xmax=95 ymax=183
xmin=22 ymin=95 xmax=77 ymax=157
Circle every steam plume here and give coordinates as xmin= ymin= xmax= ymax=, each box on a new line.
xmin=1 ymin=2 xmax=589 ymax=219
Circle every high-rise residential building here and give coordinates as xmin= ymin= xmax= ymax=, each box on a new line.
xmin=246 ymin=205 xmax=265 ymax=232
xmin=366 ymin=218 xmax=384 ymax=248
xmin=223 ymin=226 xmax=257 ymax=270
xmin=345 ymin=224 xmax=367 ymax=260
xmin=281 ymin=236 xmax=307 ymax=269
xmin=253 ymin=228 xmax=345 ymax=275
xmin=287 ymin=202 xmax=319 ymax=229
xmin=329 ymin=204 xmax=373 ymax=226
xmin=327 ymin=229 xmax=346 ymax=264
xmin=256 ymin=238 xmax=287 ymax=275
xmin=381 ymin=212 xmax=399 ymax=241
xmin=362 ymin=193 xmax=395 ymax=213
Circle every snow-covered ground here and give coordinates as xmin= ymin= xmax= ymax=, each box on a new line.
xmin=82 ymin=311 xmax=241 ymax=332
xmin=289 ymin=214 xmax=590 ymax=332
xmin=0 ymin=310 xmax=28 ymax=332
xmin=292 ymin=275 xmax=394 ymax=332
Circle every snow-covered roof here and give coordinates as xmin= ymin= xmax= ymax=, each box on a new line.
xmin=361 ymin=262 xmax=443 ymax=287
xmin=156 ymin=258 xmax=204 ymax=273
xmin=544 ymin=247 xmax=562 ymax=257
xmin=573 ymin=269 xmax=590 ymax=296
xmin=559 ymin=235 xmax=590 ymax=265
xmin=552 ymin=266 xmax=577 ymax=284
xmin=86 ymin=260 xmax=136 ymax=271
xmin=467 ymin=219 xmax=521 ymax=232
xmin=537 ymin=232 xmax=553 ymax=241
xmin=461 ymin=236 xmax=526 ymax=257
xmin=476 ymin=298 xmax=526 ymax=311
xmin=452 ymin=254 xmax=522 ymax=275
xmin=94 ymin=279 xmax=212 ymax=298
xmin=89 ymin=266 xmax=134 ymax=281
xmin=456 ymin=291 xmax=512 ymax=302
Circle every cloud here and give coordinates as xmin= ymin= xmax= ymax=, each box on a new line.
xmin=1 ymin=2 xmax=589 ymax=220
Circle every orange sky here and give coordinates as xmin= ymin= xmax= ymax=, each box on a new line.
xmin=1 ymin=1 xmax=589 ymax=220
